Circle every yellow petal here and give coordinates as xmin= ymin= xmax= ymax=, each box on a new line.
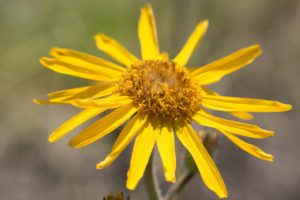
xmin=173 ymin=20 xmax=209 ymax=66
xmin=157 ymin=121 xmax=176 ymax=183
xmin=48 ymin=108 xmax=105 ymax=143
xmin=96 ymin=112 xmax=147 ymax=169
xmin=192 ymin=45 xmax=262 ymax=85
xmin=33 ymin=99 xmax=68 ymax=105
xmin=202 ymin=95 xmax=292 ymax=112
xmin=94 ymin=34 xmax=139 ymax=67
xmin=50 ymin=47 xmax=126 ymax=73
xmin=193 ymin=110 xmax=274 ymax=138
xmin=138 ymin=4 xmax=160 ymax=60
xmin=160 ymin=52 xmax=169 ymax=61
xmin=126 ymin=118 xmax=159 ymax=190
xmin=69 ymin=104 xmax=138 ymax=148
xmin=48 ymin=84 xmax=114 ymax=102
xmin=176 ymin=124 xmax=227 ymax=198
xmin=40 ymin=57 xmax=117 ymax=82
xmin=202 ymin=87 xmax=253 ymax=120
xmin=221 ymin=131 xmax=273 ymax=162
xmin=71 ymin=95 xmax=132 ymax=109
xmin=34 ymin=84 xmax=115 ymax=105
xmin=229 ymin=112 xmax=253 ymax=120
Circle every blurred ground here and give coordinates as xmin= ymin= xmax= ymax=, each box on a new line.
xmin=0 ymin=0 xmax=299 ymax=199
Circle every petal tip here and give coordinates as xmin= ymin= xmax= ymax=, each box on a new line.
xmin=48 ymin=137 xmax=56 ymax=143
xmin=40 ymin=57 xmax=54 ymax=66
xmin=96 ymin=163 xmax=104 ymax=170
xmin=283 ymin=103 xmax=292 ymax=111
xmin=126 ymin=180 xmax=136 ymax=191
xmin=68 ymin=140 xmax=80 ymax=148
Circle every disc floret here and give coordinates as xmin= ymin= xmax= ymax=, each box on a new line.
xmin=116 ymin=60 xmax=202 ymax=122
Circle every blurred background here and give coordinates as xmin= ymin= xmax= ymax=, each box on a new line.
xmin=0 ymin=0 xmax=299 ymax=199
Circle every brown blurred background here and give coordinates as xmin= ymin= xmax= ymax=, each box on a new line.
xmin=0 ymin=0 xmax=299 ymax=199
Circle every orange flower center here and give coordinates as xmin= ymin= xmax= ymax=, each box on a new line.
xmin=116 ymin=60 xmax=202 ymax=122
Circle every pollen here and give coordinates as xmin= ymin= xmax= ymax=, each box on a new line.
xmin=116 ymin=60 xmax=202 ymax=122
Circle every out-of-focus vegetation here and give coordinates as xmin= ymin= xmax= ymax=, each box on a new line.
xmin=0 ymin=0 xmax=299 ymax=199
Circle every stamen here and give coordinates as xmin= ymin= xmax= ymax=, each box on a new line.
xmin=116 ymin=60 xmax=202 ymax=123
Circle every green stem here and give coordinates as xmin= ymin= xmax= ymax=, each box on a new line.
xmin=163 ymin=170 xmax=195 ymax=200
xmin=144 ymin=157 xmax=163 ymax=200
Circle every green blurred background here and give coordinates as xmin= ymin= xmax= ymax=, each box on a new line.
xmin=0 ymin=0 xmax=299 ymax=199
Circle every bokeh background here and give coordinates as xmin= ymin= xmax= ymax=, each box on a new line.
xmin=1 ymin=0 xmax=299 ymax=199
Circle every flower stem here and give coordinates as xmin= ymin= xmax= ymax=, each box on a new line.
xmin=144 ymin=157 xmax=163 ymax=200
xmin=163 ymin=170 xmax=195 ymax=200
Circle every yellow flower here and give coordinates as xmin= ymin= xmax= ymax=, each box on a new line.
xmin=35 ymin=4 xmax=291 ymax=198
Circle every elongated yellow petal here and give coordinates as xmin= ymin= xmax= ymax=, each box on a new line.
xmin=193 ymin=110 xmax=274 ymax=138
xmin=176 ymin=124 xmax=227 ymax=198
xmin=192 ymin=45 xmax=262 ymax=85
xmin=34 ymin=84 xmax=115 ymax=105
xmin=71 ymin=95 xmax=132 ymax=109
xmin=157 ymin=122 xmax=176 ymax=183
xmin=160 ymin=52 xmax=169 ymax=61
xmin=96 ymin=112 xmax=147 ymax=169
xmin=33 ymin=99 xmax=68 ymax=105
xmin=50 ymin=47 xmax=126 ymax=73
xmin=48 ymin=108 xmax=105 ymax=143
xmin=69 ymin=104 xmax=138 ymax=148
xmin=40 ymin=57 xmax=118 ymax=82
xmin=221 ymin=131 xmax=273 ymax=161
xmin=94 ymin=34 xmax=139 ymax=67
xmin=48 ymin=84 xmax=114 ymax=102
xmin=126 ymin=118 xmax=159 ymax=190
xmin=138 ymin=4 xmax=160 ymax=60
xmin=202 ymin=95 xmax=292 ymax=112
xmin=173 ymin=20 xmax=209 ymax=66
xmin=201 ymin=87 xmax=253 ymax=120
xmin=229 ymin=112 xmax=253 ymax=120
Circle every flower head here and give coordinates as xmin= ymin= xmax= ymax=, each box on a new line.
xmin=35 ymin=3 xmax=291 ymax=198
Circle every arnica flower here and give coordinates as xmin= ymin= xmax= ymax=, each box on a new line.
xmin=35 ymin=4 xmax=291 ymax=198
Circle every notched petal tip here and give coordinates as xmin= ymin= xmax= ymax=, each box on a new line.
xmin=49 ymin=47 xmax=66 ymax=57
xmin=40 ymin=57 xmax=55 ymax=66
xmin=165 ymin=173 xmax=176 ymax=183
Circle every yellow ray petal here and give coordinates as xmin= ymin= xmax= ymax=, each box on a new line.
xmin=193 ymin=110 xmax=274 ymax=138
xmin=157 ymin=121 xmax=176 ymax=183
xmin=192 ymin=45 xmax=262 ymax=85
xmin=160 ymin=52 xmax=169 ymax=61
xmin=48 ymin=84 xmax=114 ymax=102
xmin=221 ymin=131 xmax=273 ymax=162
xmin=138 ymin=4 xmax=160 ymax=60
xmin=33 ymin=99 xmax=68 ymax=105
xmin=40 ymin=57 xmax=118 ymax=82
xmin=202 ymin=87 xmax=253 ymax=120
xmin=48 ymin=108 xmax=105 ymax=143
xmin=126 ymin=118 xmax=159 ymax=190
xmin=94 ymin=34 xmax=139 ymax=67
xmin=96 ymin=112 xmax=147 ymax=169
xmin=173 ymin=20 xmax=209 ymax=66
xmin=71 ymin=95 xmax=132 ymax=109
xmin=202 ymin=95 xmax=292 ymax=112
xmin=50 ymin=47 xmax=126 ymax=73
xmin=229 ymin=112 xmax=253 ymax=120
xmin=176 ymin=124 xmax=227 ymax=198
xmin=69 ymin=104 xmax=138 ymax=148
xmin=34 ymin=84 xmax=115 ymax=105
